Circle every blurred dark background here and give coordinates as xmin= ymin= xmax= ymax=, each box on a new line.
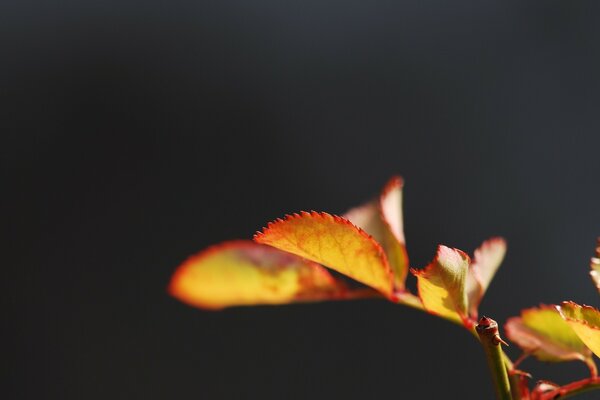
xmin=3 ymin=1 xmax=600 ymax=399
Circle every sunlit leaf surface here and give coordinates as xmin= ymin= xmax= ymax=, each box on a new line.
xmin=505 ymin=305 xmax=592 ymax=363
xmin=255 ymin=211 xmax=394 ymax=297
xmin=413 ymin=245 xmax=470 ymax=325
xmin=169 ymin=240 xmax=350 ymax=309
xmin=344 ymin=176 xmax=408 ymax=290
xmin=558 ymin=302 xmax=600 ymax=359
xmin=466 ymin=238 xmax=507 ymax=318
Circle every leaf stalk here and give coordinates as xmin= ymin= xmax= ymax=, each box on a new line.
xmin=536 ymin=377 xmax=600 ymax=399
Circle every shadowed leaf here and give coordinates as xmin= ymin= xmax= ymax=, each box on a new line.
xmin=505 ymin=305 xmax=593 ymax=365
xmin=412 ymin=245 xmax=471 ymax=325
xmin=344 ymin=176 xmax=409 ymax=290
xmin=558 ymin=302 xmax=600 ymax=359
xmin=466 ymin=238 xmax=507 ymax=318
xmin=169 ymin=240 xmax=352 ymax=309
xmin=254 ymin=211 xmax=394 ymax=297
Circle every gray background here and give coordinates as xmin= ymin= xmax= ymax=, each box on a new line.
xmin=4 ymin=1 xmax=600 ymax=398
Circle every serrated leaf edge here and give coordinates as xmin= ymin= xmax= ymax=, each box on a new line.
xmin=253 ymin=210 xmax=395 ymax=296
xmin=411 ymin=245 xmax=472 ymax=325
xmin=557 ymin=301 xmax=600 ymax=332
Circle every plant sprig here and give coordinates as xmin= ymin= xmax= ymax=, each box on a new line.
xmin=169 ymin=176 xmax=600 ymax=399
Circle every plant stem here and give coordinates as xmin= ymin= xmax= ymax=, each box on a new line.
xmin=538 ymin=377 xmax=600 ymax=399
xmin=477 ymin=317 xmax=513 ymax=400
xmin=508 ymin=373 xmax=526 ymax=400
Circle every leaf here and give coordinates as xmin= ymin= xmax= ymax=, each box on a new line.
xmin=254 ymin=211 xmax=394 ymax=297
xmin=169 ymin=240 xmax=351 ymax=310
xmin=412 ymin=245 xmax=471 ymax=325
xmin=378 ymin=177 xmax=409 ymax=290
xmin=557 ymin=301 xmax=600 ymax=359
xmin=344 ymin=200 xmax=383 ymax=243
xmin=344 ymin=176 xmax=409 ymax=290
xmin=505 ymin=305 xmax=592 ymax=364
xmin=466 ymin=238 xmax=507 ymax=318
xmin=589 ymin=238 xmax=600 ymax=292
xmin=380 ymin=176 xmax=406 ymax=244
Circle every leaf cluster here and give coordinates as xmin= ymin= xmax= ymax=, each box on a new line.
xmin=168 ymin=176 xmax=600 ymax=399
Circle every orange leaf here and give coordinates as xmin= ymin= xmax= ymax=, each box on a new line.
xmin=344 ymin=176 xmax=409 ymax=290
xmin=412 ymin=245 xmax=471 ymax=326
xmin=169 ymin=240 xmax=351 ymax=310
xmin=466 ymin=237 xmax=507 ymax=318
xmin=254 ymin=211 xmax=394 ymax=297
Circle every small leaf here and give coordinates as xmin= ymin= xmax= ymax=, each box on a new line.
xmin=344 ymin=200 xmax=384 ymax=246
xmin=557 ymin=301 xmax=600 ymax=359
xmin=254 ymin=211 xmax=395 ymax=297
xmin=505 ymin=305 xmax=592 ymax=364
xmin=344 ymin=176 xmax=409 ymax=290
xmin=169 ymin=240 xmax=350 ymax=310
xmin=379 ymin=177 xmax=409 ymax=290
xmin=380 ymin=176 xmax=406 ymax=245
xmin=466 ymin=237 xmax=507 ymax=318
xmin=412 ymin=245 xmax=471 ymax=325
xmin=589 ymin=238 xmax=600 ymax=292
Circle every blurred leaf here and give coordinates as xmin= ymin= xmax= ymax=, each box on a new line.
xmin=466 ymin=238 xmax=507 ymax=318
xmin=255 ymin=211 xmax=394 ymax=297
xmin=505 ymin=305 xmax=592 ymax=364
xmin=412 ymin=245 xmax=471 ymax=325
xmin=169 ymin=240 xmax=351 ymax=309
xmin=558 ymin=302 xmax=600 ymax=359
xmin=589 ymin=238 xmax=600 ymax=292
xmin=344 ymin=176 xmax=408 ymax=290
xmin=344 ymin=200 xmax=382 ymax=242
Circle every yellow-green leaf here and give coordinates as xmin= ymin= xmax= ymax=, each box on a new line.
xmin=466 ymin=237 xmax=507 ymax=318
xmin=254 ymin=211 xmax=394 ymax=297
xmin=169 ymin=240 xmax=350 ymax=309
xmin=412 ymin=245 xmax=471 ymax=325
xmin=558 ymin=301 xmax=600 ymax=359
xmin=344 ymin=176 xmax=409 ymax=290
xmin=589 ymin=238 xmax=600 ymax=292
xmin=505 ymin=305 xmax=592 ymax=364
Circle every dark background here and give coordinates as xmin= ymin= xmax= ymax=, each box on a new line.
xmin=4 ymin=1 xmax=600 ymax=399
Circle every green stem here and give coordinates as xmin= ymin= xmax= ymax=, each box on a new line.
xmin=477 ymin=317 xmax=513 ymax=400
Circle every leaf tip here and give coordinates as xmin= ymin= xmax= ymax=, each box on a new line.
xmin=437 ymin=244 xmax=471 ymax=265
xmin=382 ymin=175 xmax=404 ymax=194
